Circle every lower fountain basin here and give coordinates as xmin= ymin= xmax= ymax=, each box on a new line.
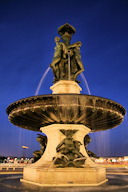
xmin=6 ymin=94 xmax=126 ymax=132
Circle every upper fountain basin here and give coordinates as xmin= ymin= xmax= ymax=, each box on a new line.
xmin=6 ymin=94 xmax=126 ymax=132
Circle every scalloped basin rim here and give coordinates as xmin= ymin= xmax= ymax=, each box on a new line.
xmin=6 ymin=94 xmax=125 ymax=113
xmin=6 ymin=94 xmax=126 ymax=132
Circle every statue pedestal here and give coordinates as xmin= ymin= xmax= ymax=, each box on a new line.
xmin=21 ymin=124 xmax=107 ymax=186
xmin=50 ymin=80 xmax=82 ymax=94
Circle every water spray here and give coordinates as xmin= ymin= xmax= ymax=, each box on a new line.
xmin=68 ymin=50 xmax=71 ymax=81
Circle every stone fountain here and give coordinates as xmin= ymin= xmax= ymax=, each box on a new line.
xmin=7 ymin=23 xmax=126 ymax=186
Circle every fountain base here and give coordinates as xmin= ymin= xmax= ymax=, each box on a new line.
xmin=21 ymin=124 xmax=107 ymax=186
xmin=21 ymin=167 xmax=107 ymax=186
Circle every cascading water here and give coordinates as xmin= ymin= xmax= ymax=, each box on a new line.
xmin=80 ymin=72 xmax=91 ymax=95
xmin=68 ymin=50 xmax=71 ymax=80
xmin=35 ymin=67 xmax=51 ymax=96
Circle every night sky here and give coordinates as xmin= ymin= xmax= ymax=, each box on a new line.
xmin=0 ymin=0 xmax=128 ymax=157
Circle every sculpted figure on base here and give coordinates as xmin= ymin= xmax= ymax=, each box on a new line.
xmin=84 ymin=135 xmax=97 ymax=158
xmin=53 ymin=129 xmax=86 ymax=168
xmin=50 ymin=23 xmax=84 ymax=83
xmin=33 ymin=134 xmax=47 ymax=162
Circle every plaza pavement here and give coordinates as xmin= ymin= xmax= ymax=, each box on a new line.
xmin=0 ymin=167 xmax=128 ymax=192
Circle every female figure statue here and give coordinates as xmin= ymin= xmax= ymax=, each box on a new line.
xmin=50 ymin=23 xmax=84 ymax=83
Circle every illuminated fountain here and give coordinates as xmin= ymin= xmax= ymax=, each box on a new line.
xmin=6 ymin=23 xmax=126 ymax=186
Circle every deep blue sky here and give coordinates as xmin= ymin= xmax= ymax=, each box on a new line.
xmin=0 ymin=0 xmax=128 ymax=157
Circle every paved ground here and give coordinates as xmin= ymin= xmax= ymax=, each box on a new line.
xmin=0 ymin=168 xmax=128 ymax=192
xmin=106 ymin=167 xmax=128 ymax=175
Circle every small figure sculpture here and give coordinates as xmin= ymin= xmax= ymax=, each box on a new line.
xmin=84 ymin=135 xmax=97 ymax=158
xmin=53 ymin=129 xmax=86 ymax=168
xmin=50 ymin=23 xmax=84 ymax=83
xmin=33 ymin=134 xmax=47 ymax=162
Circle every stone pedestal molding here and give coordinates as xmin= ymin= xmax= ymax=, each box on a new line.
xmin=50 ymin=80 xmax=82 ymax=94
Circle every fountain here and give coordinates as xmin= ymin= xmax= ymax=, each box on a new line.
xmin=6 ymin=23 xmax=126 ymax=186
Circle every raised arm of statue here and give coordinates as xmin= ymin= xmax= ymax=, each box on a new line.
xmin=68 ymin=41 xmax=82 ymax=49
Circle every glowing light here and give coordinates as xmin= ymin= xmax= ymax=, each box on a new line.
xmin=22 ymin=146 xmax=29 ymax=149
